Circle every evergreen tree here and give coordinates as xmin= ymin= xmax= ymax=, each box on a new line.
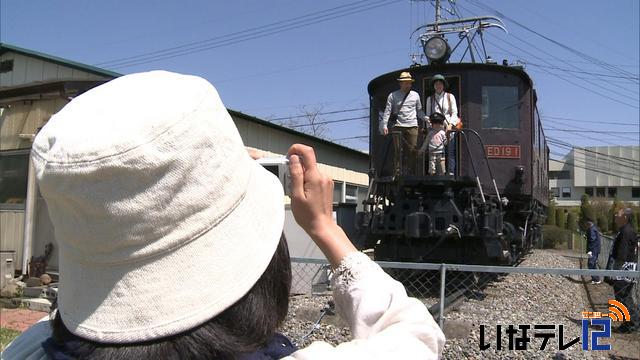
xmin=608 ymin=198 xmax=622 ymax=231
xmin=547 ymin=200 xmax=556 ymax=226
xmin=579 ymin=194 xmax=594 ymax=229
xmin=556 ymin=208 xmax=566 ymax=229
xmin=566 ymin=212 xmax=578 ymax=232
xmin=597 ymin=215 xmax=609 ymax=233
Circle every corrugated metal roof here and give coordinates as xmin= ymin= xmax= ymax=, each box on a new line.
xmin=228 ymin=109 xmax=368 ymax=159
xmin=0 ymin=42 xmax=121 ymax=78
xmin=0 ymin=43 xmax=368 ymax=157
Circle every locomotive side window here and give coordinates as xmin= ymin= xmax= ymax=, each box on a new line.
xmin=481 ymin=86 xmax=520 ymax=129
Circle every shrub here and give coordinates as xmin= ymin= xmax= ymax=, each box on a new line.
xmin=592 ymin=200 xmax=611 ymax=233
xmin=546 ymin=200 xmax=556 ymax=226
xmin=566 ymin=212 xmax=578 ymax=232
xmin=556 ymin=209 xmax=566 ymax=229
xmin=597 ymin=215 xmax=609 ymax=233
xmin=542 ymin=225 xmax=571 ymax=249
xmin=608 ymin=198 xmax=623 ymax=231
xmin=579 ymin=194 xmax=594 ymax=228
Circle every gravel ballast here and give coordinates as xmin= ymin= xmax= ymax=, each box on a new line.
xmin=282 ymin=250 xmax=613 ymax=359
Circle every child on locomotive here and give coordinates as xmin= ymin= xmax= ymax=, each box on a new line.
xmin=426 ymin=112 xmax=447 ymax=175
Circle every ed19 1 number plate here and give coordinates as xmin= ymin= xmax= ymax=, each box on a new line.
xmin=485 ymin=145 xmax=521 ymax=159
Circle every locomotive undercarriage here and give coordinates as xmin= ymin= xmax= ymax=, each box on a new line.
xmin=357 ymin=176 xmax=541 ymax=265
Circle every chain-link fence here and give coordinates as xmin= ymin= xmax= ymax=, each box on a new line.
xmin=598 ymin=234 xmax=614 ymax=269
xmin=290 ymin=256 xmax=640 ymax=331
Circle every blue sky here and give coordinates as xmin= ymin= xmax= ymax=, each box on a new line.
xmin=1 ymin=0 xmax=638 ymax=157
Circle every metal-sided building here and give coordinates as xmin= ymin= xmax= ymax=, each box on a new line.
xmin=0 ymin=44 xmax=368 ymax=292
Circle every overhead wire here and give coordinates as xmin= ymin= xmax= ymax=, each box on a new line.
xmin=289 ymin=115 xmax=368 ymax=128
xmin=464 ymin=0 xmax=638 ymax=80
xmin=454 ymin=2 xmax=639 ymax=109
xmin=547 ymin=137 xmax=640 ymax=169
xmin=269 ymin=107 xmax=367 ymax=121
xmin=549 ymin=151 xmax=639 ymax=179
xmin=485 ymin=38 xmax=639 ymax=109
xmin=546 ymin=124 xmax=638 ymax=143
xmin=549 ymin=157 xmax=638 ymax=182
xmin=541 ymin=115 xmax=638 ymax=127
xmin=97 ymin=0 xmax=402 ymax=69
xmin=97 ymin=0 xmax=379 ymax=66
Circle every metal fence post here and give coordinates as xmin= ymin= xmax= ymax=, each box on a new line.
xmin=439 ymin=263 xmax=447 ymax=328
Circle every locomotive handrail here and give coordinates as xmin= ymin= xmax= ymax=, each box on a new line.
xmin=458 ymin=128 xmax=504 ymax=212
xmin=456 ymin=130 xmax=485 ymax=204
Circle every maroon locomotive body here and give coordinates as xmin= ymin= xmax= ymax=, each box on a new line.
xmin=359 ymin=63 xmax=549 ymax=264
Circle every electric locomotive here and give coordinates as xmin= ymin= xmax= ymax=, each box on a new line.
xmin=356 ymin=15 xmax=549 ymax=265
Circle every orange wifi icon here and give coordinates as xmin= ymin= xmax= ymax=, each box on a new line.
xmin=606 ymin=300 xmax=630 ymax=322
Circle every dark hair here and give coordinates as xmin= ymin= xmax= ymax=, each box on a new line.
xmin=49 ymin=234 xmax=291 ymax=359
xmin=429 ymin=112 xmax=445 ymax=124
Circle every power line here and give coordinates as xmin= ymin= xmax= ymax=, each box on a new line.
xmin=546 ymin=124 xmax=638 ymax=142
xmin=542 ymin=115 xmax=639 ymax=127
xmin=96 ymin=0 xmax=401 ymax=69
xmin=464 ymin=0 xmax=638 ymax=80
xmin=526 ymin=62 xmax=639 ymax=82
xmin=549 ymin=158 xmax=638 ymax=182
xmin=332 ymin=135 xmax=368 ymax=141
xmin=97 ymin=0 xmax=376 ymax=66
xmin=269 ymin=107 xmax=367 ymax=121
xmin=545 ymin=128 xmax=639 ymax=135
xmin=289 ymin=115 xmax=368 ymax=128
xmin=547 ymin=137 xmax=640 ymax=170
xmin=486 ymin=37 xmax=639 ymax=108
xmin=552 ymin=149 xmax=640 ymax=178
xmin=550 ymin=153 xmax=639 ymax=180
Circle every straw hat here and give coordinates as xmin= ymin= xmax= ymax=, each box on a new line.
xmin=397 ymin=71 xmax=415 ymax=82
xmin=32 ymin=71 xmax=285 ymax=343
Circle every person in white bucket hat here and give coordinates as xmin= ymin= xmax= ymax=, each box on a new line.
xmin=3 ymin=71 xmax=445 ymax=360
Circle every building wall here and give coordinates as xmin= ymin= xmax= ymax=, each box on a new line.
xmin=0 ymin=210 xmax=24 ymax=269
xmin=1 ymin=98 xmax=68 ymax=150
xmin=1 ymin=52 xmax=104 ymax=87
xmin=0 ymin=48 xmax=371 ymax=274
xmin=550 ymin=146 xmax=640 ymax=206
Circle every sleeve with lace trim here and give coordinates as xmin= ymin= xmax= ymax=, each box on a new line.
xmin=287 ymin=251 xmax=445 ymax=360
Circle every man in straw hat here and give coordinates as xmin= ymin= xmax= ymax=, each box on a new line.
xmin=380 ymin=71 xmax=427 ymax=176
xmin=4 ymin=71 xmax=445 ymax=359
xmin=425 ymin=74 xmax=458 ymax=175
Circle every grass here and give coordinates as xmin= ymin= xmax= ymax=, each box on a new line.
xmin=0 ymin=327 xmax=21 ymax=350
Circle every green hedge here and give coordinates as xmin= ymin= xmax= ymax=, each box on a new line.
xmin=566 ymin=212 xmax=578 ymax=232
xmin=542 ymin=225 xmax=571 ymax=249
xmin=555 ymin=209 xmax=566 ymax=229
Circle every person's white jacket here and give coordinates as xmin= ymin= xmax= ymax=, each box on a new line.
xmin=2 ymin=252 xmax=445 ymax=360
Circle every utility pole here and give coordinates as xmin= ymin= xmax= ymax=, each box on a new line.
xmin=434 ymin=0 xmax=440 ymax=31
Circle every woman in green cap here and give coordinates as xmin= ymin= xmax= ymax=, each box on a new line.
xmin=425 ymin=74 xmax=458 ymax=175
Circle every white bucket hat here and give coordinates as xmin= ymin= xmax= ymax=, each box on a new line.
xmin=32 ymin=70 xmax=285 ymax=343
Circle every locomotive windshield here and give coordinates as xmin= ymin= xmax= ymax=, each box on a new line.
xmin=481 ymin=86 xmax=520 ymax=129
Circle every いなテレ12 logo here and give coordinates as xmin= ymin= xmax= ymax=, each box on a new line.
xmin=581 ymin=300 xmax=630 ymax=351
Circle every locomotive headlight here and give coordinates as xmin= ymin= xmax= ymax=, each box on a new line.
xmin=423 ymin=36 xmax=450 ymax=64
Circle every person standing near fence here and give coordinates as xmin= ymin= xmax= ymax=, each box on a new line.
xmin=610 ymin=208 xmax=640 ymax=333
xmin=585 ymin=217 xmax=602 ymax=284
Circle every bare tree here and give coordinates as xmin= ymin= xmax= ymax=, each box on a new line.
xmin=277 ymin=105 xmax=329 ymax=139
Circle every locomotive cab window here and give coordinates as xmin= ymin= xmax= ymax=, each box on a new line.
xmin=481 ymin=86 xmax=520 ymax=129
